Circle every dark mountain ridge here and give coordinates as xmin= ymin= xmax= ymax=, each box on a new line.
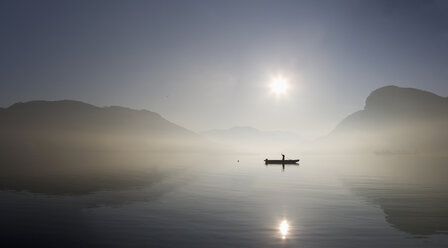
xmin=0 ymin=100 xmax=199 ymax=152
xmin=1 ymin=100 xmax=194 ymax=136
xmin=327 ymin=86 xmax=448 ymax=154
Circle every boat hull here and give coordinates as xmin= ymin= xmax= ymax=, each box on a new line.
xmin=264 ymin=159 xmax=299 ymax=164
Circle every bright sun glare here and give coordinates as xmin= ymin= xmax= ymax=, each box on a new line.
xmin=269 ymin=76 xmax=289 ymax=95
xmin=279 ymin=220 xmax=289 ymax=239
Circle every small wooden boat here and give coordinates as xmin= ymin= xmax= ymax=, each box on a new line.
xmin=264 ymin=159 xmax=299 ymax=164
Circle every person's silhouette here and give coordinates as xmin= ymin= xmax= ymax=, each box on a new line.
xmin=281 ymin=154 xmax=285 ymax=171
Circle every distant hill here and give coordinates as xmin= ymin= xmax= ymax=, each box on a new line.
xmin=201 ymin=126 xmax=304 ymax=153
xmin=326 ymin=86 xmax=448 ymax=154
xmin=0 ymin=100 xmax=200 ymax=151
xmin=0 ymin=100 xmax=204 ymax=195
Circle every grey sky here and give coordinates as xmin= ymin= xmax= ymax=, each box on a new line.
xmin=1 ymin=0 xmax=447 ymax=138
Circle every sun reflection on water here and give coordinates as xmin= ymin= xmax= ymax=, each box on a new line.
xmin=279 ymin=220 xmax=289 ymax=239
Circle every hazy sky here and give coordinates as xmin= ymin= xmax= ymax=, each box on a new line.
xmin=1 ymin=0 xmax=447 ymax=138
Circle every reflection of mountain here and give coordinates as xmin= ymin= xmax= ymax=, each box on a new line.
xmin=327 ymin=86 xmax=448 ymax=154
xmin=352 ymin=180 xmax=448 ymax=236
xmin=201 ymin=126 xmax=304 ymax=152
xmin=0 ymin=100 xmax=201 ymax=195
xmin=343 ymin=156 xmax=448 ymax=236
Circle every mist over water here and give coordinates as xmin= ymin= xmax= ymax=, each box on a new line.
xmin=0 ymin=87 xmax=447 ymax=247
xmin=1 ymin=148 xmax=447 ymax=247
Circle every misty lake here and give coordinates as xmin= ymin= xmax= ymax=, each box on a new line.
xmin=1 ymin=153 xmax=448 ymax=247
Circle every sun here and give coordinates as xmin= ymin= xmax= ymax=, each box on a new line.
xmin=269 ymin=76 xmax=289 ymax=95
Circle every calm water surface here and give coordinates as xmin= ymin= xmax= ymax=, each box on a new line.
xmin=1 ymin=154 xmax=447 ymax=247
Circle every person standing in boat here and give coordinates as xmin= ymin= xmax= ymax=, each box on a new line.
xmin=281 ymin=154 xmax=285 ymax=171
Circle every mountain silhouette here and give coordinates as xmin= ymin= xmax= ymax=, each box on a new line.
xmin=201 ymin=126 xmax=304 ymax=153
xmin=0 ymin=100 xmax=201 ymax=195
xmin=0 ymin=100 xmax=196 ymax=137
xmin=327 ymin=86 xmax=448 ymax=154
xmin=0 ymin=100 xmax=199 ymax=151
xmin=203 ymin=126 xmax=302 ymax=141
